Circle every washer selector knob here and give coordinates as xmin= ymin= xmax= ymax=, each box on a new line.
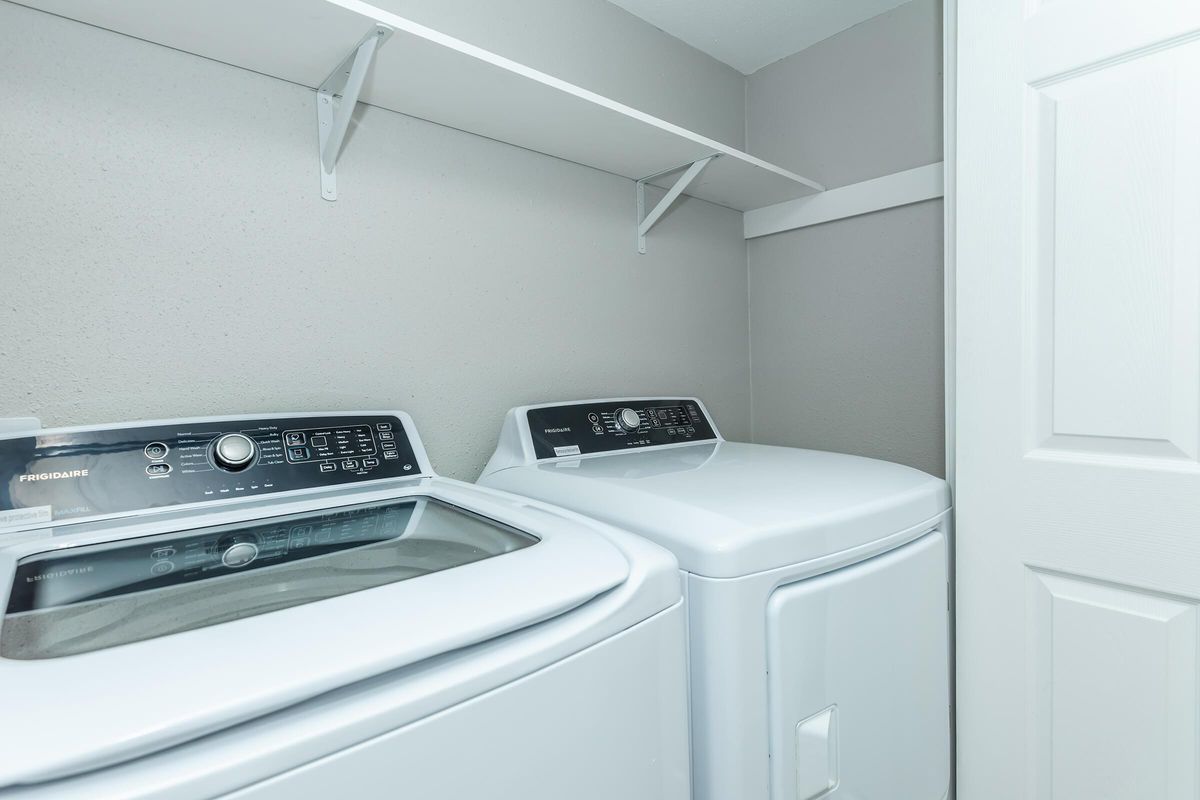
xmin=221 ymin=541 xmax=259 ymax=568
xmin=616 ymin=408 xmax=642 ymax=432
xmin=213 ymin=433 xmax=256 ymax=471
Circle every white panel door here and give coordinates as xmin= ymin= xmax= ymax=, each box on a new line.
xmin=956 ymin=1 xmax=1200 ymax=798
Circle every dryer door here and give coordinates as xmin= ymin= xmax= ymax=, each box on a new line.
xmin=766 ymin=531 xmax=949 ymax=800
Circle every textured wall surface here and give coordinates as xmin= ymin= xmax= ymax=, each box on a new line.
xmin=745 ymin=0 xmax=946 ymax=477
xmin=0 ymin=3 xmax=750 ymax=480
xmin=377 ymin=0 xmax=747 ymax=148
xmin=745 ymin=0 xmax=942 ymax=186
xmin=748 ymin=202 xmax=945 ymax=476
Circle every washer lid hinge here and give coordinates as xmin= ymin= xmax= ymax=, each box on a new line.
xmin=635 ymin=155 xmax=717 ymax=254
xmin=317 ymin=24 xmax=393 ymax=201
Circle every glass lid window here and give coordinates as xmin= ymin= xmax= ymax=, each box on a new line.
xmin=1 ymin=497 xmax=536 ymax=660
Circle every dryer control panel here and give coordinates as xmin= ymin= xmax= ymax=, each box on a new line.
xmin=526 ymin=398 xmax=718 ymax=459
xmin=0 ymin=413 xmax=425 ymax=529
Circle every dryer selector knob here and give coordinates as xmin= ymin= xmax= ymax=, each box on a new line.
xmin=213 ymin=433 xmax=256 ymax=471
xmin=616 ymin=408 xmax=642 ymax=432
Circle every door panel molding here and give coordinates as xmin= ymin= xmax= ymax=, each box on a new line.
xmin=1021 ymin=41 xmax=1200 ymax=470
xmin=1027 ymin=567 xmax=1199 ymax=799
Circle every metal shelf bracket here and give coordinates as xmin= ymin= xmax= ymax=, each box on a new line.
xmin=635 ymin=155 xmax=717 ymax=253
xmin=318 ymin=24 xmax=393 ymax=201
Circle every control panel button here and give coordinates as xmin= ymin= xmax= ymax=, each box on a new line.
xmin=379 ymin=431 xmax=394 ymax=440
xmin=318 ymin=462 xmax=336 ymax=473
xmin=592 ymin=425 xmax=604 ymax=434
xmin=376 ymin=422 xmax=392 ymax=431
xmin=284 ymin=432 xmax=306 ymax=446
xmin=151 ymin=560 xmax=175 ymax=576
xmin=341 ymin=459 xmax=359 ymax=471
xmin=146 ymin=463 xmax=171 ymax=476
xmin=381 ymin=441 xmax=397 ymax=451
xmin=213 ymin=433 xmax=256 ymax=471
xmin=383 ymin=451 xmax=400 ymax=460
xmin=221 ymin=541 xmax=259 ymax=568
xmin=288 ymin=446 xmax=310 ymax=461
xmin=587 ymin=413 xmax=600 ymax=424
xmin=310 ymin=435 xmax=328 ymax=448
xmin=363 ymin=457 xmax=379 ymax=468
xmin=616 ymin=408 xmax=642 ymax=432
xmin=144 ymin=442 xmax=169 ymax=460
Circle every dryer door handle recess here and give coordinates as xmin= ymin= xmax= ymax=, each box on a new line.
xmin=795 ymin=705 xmax=838 ymax=800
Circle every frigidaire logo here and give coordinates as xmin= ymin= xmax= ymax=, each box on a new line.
xmin=18 ymin=469 xmax=89 ymax=482
xmin=544 ymin=427 xmax=572 ymax=434
xmin=26 ymin=566 xmax=94 ymax=582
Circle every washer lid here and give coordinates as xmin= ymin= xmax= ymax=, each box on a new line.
xmin=0 ymin=488 xmax=630 ymax=787
xmin=483 ymin=442 xmax=950 ymax=578
xmin=2 ymin=497 xmax=541 ymax=660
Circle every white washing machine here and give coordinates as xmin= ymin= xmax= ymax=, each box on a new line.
xmin=480 ymin=397 xmax=952 ymax=800
xmin=0 ymin=411 xmax=690 ymax=800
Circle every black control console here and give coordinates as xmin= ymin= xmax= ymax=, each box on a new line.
xmin=0 ymin=413 xmax=422 ymax=526
xmin=526 ymin=399 xmax=717 ymax=459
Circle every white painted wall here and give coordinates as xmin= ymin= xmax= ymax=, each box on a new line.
xmin=0 ymin=2 xmax=750 ymax=480
xmin=745 ymin=0 xmax=946 ymax=477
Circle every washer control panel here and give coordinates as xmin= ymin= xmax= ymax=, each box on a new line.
xmin=0 ymin=414 xmax=422 ymax=528
xmin=526 ymin=399 xmax=717 ymax=459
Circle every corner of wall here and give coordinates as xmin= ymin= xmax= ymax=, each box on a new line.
xmin=746 ymin=238 xmax=756 ymax=444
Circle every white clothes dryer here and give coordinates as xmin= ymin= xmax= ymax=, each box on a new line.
xmin=0 ymin=411 xmax=690 ymax=800
xmin=480 ymin=397 xmax=952 ymax=800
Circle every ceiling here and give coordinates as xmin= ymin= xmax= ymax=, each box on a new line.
xmin=606 ymin=0 xmax=912 ymax=74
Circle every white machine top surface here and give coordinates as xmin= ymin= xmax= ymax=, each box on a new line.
xmin=481 ymin=399 xmax=950 ymax=578
xmin=0 ymin=413 xmax=670 ymax=789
